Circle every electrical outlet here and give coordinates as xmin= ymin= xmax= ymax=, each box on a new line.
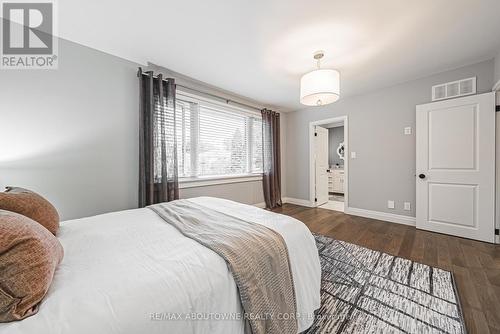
xmin=351 ymin=152 xmax=356 ymax=159
xmin=387 ymin=200 xmax=395 ymax=209
xmin=404 ymin=202 xmax=411 ymax=211
xmin=404 ymin=127 xmax=412 ymax=135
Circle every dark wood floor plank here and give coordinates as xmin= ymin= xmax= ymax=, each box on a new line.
xmin=398 ymin=227 xmax=416 ymax=260
xmin=380 ymin=224 xmax=407 ymax=256
xmin=453 ymin=265 xmax=482 ymax=311
xmin=462 ymin=306 xmax=477 ymax=334
xmin=462 ymin=244 xmax=484 ymax=269
xmin=448 ymin=237 xmax=467 ymax=268
xmin=273 ymin=204 xmax=500 ymax=333
xmin=474 ymin=283 xmax=500 ymax=331
xmin=423 ymin=232 xmax=439 ymax=268
xmin=437 ymin=235 xmax=453 ymax=271
xmin=470 ymin=308 xmax=490 ymax=334
xmin=410 ymin=230 xmax=426 ymax=263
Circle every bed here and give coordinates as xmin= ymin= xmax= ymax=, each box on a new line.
xmin=0 ymin=197 xmax=321 ymax=334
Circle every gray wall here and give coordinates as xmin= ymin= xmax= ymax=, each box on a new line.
xmin=328 ymin=126 xmax=344 ymax=167
xmin=181 ymin=181 xmax=264 ymax=205
xmin=0 ymin=39 xmax=280 ymax=220
xmin=495 ymin=50 xmax=500 ymax=84
xmin=0 ymin=39 xmax=140 ymax=221
xmin=285 ymin=59 xmax=495 ymax=217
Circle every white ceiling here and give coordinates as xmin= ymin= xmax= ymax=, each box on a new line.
xmin=58 ymin=0 xmax=500 ymax=111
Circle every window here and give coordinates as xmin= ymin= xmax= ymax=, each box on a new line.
xmin=175 ymin=92 xmax=263 ymax=180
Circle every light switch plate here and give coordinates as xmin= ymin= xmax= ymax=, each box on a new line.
xmin=404 ymin=202 xmax=411 ymax=211
xmin=388 ymin=200 xmax=395 ymax=209
xmin=404 ymin=127 xmax=412 ymax=135
xmin=351 ymin=152 xmax=356 ymax=159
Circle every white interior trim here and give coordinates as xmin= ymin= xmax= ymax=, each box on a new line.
xmin=345 ymin=207 xmax=416 ymax=226
xmin=278 ymin=197 xmax=416 ymax=227
xmin=179 ymin=175 xmax=262 ymax=188
xmin=253 ymin=198 xmax=314 ymax=209
xmin=493 ymin=79 xmax=500 ymax=92
xmin=177 ymin=89 xmax=262 ymax=117
xmin=494 ymin=92 xmax=499 ymax=242
xmin=493 ymin=85 xmax=500 ymax=105
xmin=282 ymin=197 xmax=314 ymax=207
xmin=308 ymin=116 xmax=349 ymax=209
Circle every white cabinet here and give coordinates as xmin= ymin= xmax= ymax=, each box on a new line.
xmin=328 ymin=169 xmax=344 ymax=194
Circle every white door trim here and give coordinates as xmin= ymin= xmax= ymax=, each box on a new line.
xmin=496 ymin=106 xmax=500 ymax=244
xmin=309 ymin=116 xmax=349 ymax=208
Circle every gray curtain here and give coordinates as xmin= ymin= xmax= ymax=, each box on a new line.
xmin=262 ymin=109 xmax=282 ymax=209
xmin=138 ymin=69 xmax=179 ymax=207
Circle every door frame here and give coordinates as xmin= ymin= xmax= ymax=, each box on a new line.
xmin=309 ymin=115 xmax=349 ymax=208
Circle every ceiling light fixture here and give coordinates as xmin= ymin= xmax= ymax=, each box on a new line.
xmin=300 ymin=51 xmax=340 ymax=106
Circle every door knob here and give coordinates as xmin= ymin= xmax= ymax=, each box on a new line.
xmin=418 ymin=174 xmax=426 ymax=179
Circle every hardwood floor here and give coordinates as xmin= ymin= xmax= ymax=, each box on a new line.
xmin=273 ymin=204 xmax=500 ymax=334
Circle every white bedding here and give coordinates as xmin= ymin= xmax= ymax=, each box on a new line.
xmin=0 ymin=197 xmax=321 ymax=334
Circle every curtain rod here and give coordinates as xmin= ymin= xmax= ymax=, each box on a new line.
xmin=138 ymin=71 xmax=263 ymax=112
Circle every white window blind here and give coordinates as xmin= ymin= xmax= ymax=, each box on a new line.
xmin=176 ymin=93 xmax=263 ymax=179
xmin=251 ymin=117 xmax=263 ymax=173
xmin=175 ymin=100 xmax=193 ymax=178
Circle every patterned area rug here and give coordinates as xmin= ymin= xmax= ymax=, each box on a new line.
xmin=306 ymin=234 xmax=466 ymax=334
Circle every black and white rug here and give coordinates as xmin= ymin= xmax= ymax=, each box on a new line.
xmin=306 ymin=234 xmax=466 ymax=334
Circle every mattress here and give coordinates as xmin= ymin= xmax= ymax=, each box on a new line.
xmin=0 ymin=197 xmax=321 ymax=334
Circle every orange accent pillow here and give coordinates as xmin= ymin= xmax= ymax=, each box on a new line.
xmin=0 ymin=210 xmax=64 ymax=322
xmin=0 ymin=187 xmax=59 ymax=235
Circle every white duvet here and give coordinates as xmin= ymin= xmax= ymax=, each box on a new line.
xmin=1 ymin=197 xmax=321 ymax=334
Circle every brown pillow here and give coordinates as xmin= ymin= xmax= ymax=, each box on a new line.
xmin=0 ymin=210 xmax=64 ymax=322
xmin=0 ymin=187 xmax=59 ymax=235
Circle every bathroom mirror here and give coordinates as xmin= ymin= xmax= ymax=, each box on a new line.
xmin=337 ymin=142 xmax=345 ymax=160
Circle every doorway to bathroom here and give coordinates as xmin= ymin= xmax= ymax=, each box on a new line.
xmin=309 ymin=116 xmax=348 ymax=212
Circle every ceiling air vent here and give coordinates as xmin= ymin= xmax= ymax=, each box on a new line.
xmin=432 ymin=77 xmax=476 ymax=101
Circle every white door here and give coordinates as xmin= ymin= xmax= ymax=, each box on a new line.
xmin=416 ymin=92 xmax=496 ymax=242
xmin=314 ymin=126 xmax=329 ymax=206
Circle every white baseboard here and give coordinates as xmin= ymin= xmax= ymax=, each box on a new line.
xmin=253 ymin=202 xmax=266 ymax=209
xmin=271 ymin=198 xmax=416 ymax=227
xmin=254 ymin=198 xmax=313 ymax=208
xmin=282 ymin=197 xmax=314 ymax=207
xmin=345 ymin=207 xmax=416 ymax=226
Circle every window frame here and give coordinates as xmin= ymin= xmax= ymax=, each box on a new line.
xmin=176 ymin=90 xmax=263 ymax=187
